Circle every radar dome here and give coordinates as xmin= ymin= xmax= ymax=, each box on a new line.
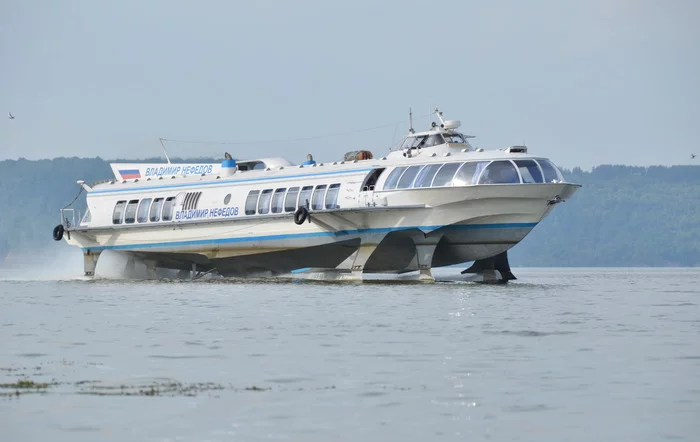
xmin=443 ymin=120 xmax=461 ymax=130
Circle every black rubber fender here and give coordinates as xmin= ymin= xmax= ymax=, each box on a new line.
xmin=53 ymin=224 xmax=65 ymax=241
xmin=293 ymin=207 xmax=309 ymax=225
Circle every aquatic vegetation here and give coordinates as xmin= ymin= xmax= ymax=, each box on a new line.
xmin=77 ymin=381 xmax=227 ymax=397
xmin=0 ymin=375 xmax=346 ymax=399
xmin=0 ymin=379 xmax=50 ymax=389
xmin=0 ymin=364 xmax=347 ymax=399
xmin=0 ymin=378 xmax=54 ymax=397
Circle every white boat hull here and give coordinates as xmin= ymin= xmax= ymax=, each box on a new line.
xmin=65 ymin=182 xmax=577 ymax=277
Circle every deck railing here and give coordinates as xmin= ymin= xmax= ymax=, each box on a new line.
xmin=60 ymin=208 xmax=81 ymax=229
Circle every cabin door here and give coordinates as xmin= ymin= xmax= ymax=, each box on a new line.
xmin=359 ymin=168 xmax=386 ymax=207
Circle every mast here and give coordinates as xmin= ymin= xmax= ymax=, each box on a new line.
xmin=434 ymin=107 xmax=446 ymax=126
xmin=159 ymin=138 xmax=172 ymax=164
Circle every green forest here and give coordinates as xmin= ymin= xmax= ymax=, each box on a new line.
xmin=1 ymin=158 xmax=698 ymax=267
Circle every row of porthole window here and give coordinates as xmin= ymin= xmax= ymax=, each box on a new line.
xmin=245 ymin=184 xmax=341 ymax=215
xmin=112 ymin=197 xmax=176 ymax=224
xmin=382 ymin=159 xmax=563 ymax=190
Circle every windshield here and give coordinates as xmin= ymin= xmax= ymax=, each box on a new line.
xmin=400 ymin=136 xmax=425 ymax=149
xmin=443 ymin=133 xmax=465 ymax=144
xmin=395 ymin=132 xmax=467 ymax=151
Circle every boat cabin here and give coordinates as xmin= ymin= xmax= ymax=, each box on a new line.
xmin=397 ymin=131 xmax=471 ymax=150
xmin=391 ymin=111 xmax=474 ymax=158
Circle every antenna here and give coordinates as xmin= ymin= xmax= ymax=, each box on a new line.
xmin=408 ymin=107 xmax=414 ymax=134
xmin=159 ymin=138 xmax=172 ymax=164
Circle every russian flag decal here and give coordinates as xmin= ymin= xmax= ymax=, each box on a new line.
xmin=119 ymin=169 xmax=141 ymax=179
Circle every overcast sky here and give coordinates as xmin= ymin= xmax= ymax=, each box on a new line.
xmin=1 ymin=0 xmax=698 ymax=169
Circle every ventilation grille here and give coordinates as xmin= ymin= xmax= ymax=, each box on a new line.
xmin=182 ymin=192 xmax=202 ymax=211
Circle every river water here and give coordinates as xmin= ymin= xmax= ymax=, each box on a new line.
xmin=1 ymin=268 xmax=698 ymax=441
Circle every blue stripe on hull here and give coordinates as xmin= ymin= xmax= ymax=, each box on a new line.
xmin=82 ymin=222 xmax=537 ymax=252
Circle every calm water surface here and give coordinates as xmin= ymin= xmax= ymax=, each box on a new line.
xmin=1 ymin=268 xmax=698 ymax=441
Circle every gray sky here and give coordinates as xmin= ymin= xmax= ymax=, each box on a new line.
xmin=1 ymin=0 xmax=699 ymax=170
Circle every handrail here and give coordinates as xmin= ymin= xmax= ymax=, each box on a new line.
xmin=60 ymin=208 xmax=82 ymax=229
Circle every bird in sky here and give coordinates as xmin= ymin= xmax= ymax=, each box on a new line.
xmin=224 ymin=152 xmax=233 ymax=160
xmin=8 ymin=112 xmax=15 ymax=119
xmin=692 ymin=153 xmax=696 ymax=159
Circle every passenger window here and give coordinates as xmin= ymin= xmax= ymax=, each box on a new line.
xmin=285 ymin=187 xmax=300 ymax=212
xmin=472 ymin=161 xmax=490 ymax=184
xmin=311 ymin=185 xmax=327 ymax=210
xmin=452 ymin=162 xmax=479 ymax=186
xmin=161 ymin=197 xmax=176 ymax=221
xmin=536 ymin=160 xmax=562 ymax=183
xmin=413 ymin=164 xmax=442 ymax=188
xmin=245 ymin=190 xmax=260 ymax=215
xmin=258 ymin=189 xmax=273 ymax=214
xmin=325 ymin=183 xmax=341 ymax=209
xmin=396 ymin=165 xmax=422 ymax=189
xmin=431 ymin=163 xmax=462 ymax=187
xmin=478 ymin=161 xmax=520 ymax=184
xmin=112 ymin=201 xmax=126 ymax=224
xmin=298 ymin=186 xmax=313 ymax=209
xmin=149 ymin=198 xmax=163 ymax=222
xmin=124 ymin=200 xmax=139 ymax=224
xmin=137 ymin=198 xmax=152 ymax=223
xmin=383 ymin=167 xmax=406 ymax=190
xmin=271 ymin=188 xmax=286 ymax=213
xmin=515 ymin=160 xmax=543 ymax=183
